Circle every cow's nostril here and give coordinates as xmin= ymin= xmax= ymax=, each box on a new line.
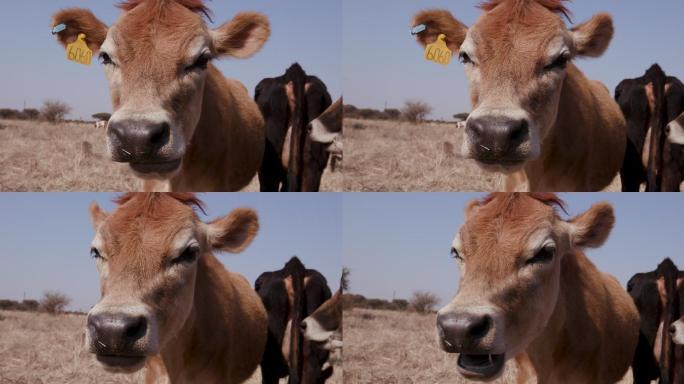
xmin=124 ymin=316 xmax=147 ymax=341
xmin=300 ymin=321 xmax=307 ymax=331
xmin=665 ymin=125 xmax=671 ymax=136
xmin=508 ymin=120 xmax=529 ymax=144
xmin=670 ymin=324 xmax=676 ymax=335
xmin=467 ymin=119 xmax=485 ymax=139
xmin=149 ymin=123 xmax=170 ymax=148
xmin=468 ymin=315 xmax=492 ymax=339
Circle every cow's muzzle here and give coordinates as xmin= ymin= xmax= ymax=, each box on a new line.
xmin=86 ymin=311 xmax=153 ymax=373
xmin=436 ymin=311 xmax=505 ymax=380
xmin=465 ymin=116 xmax=532 ymax=171
xmin=107 ymin=118 xmax=183 ymax=177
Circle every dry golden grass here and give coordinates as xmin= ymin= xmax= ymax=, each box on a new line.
xmin=0 ymin=119 xmax=342 ymax=192
xmin=343 ymin=308 xmax=634 ymax=384
xmin=0 ymin=310 xmax=341 ymax=384
xmin=344 ymin=118 xmax=621 ymax=192
xmin=0 ymin=310 xmax=142 ymax=384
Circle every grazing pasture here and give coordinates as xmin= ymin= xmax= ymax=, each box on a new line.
xmin=343 ymin=308 xmax=634 ymax=384
xmin=0 ymin=310 xmax=341 ymax=384
xmin=344 ymin=118 xmax=622 ymax=192
xmin=0 ymin=119 xmax=342 ymax=192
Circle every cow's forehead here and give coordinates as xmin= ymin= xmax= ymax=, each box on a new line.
xmin=111 ymin=2 xmax=208 ymax=60
xmin=470 ymin=1 xmax=567 ymax=57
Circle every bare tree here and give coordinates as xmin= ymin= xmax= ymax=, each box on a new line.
xmin=402 ymin=100 xmax=432 ymax=123
xmin=341 ymin=267 xmax=350 ymax=291
xmin=41 ymin=99 xmax=71 ymax=123
xmin=409 ymin=291 xmax=439 ymax=314
xmin=40 ymin=291 xmax=71 ymax=314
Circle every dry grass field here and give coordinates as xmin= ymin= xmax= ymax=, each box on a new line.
xmin=0 ymin=119 xmax=342 ymax=192
xmin=0 ymin=310 xmax=341 ymax=384
xmin=344 ymin=308 xmax=634 ymax=384
xmin=344 ymin=118 xmax=621 ymax=192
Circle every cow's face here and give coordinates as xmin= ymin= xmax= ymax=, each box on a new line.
xmin=86 ymin=193 xmax=258 ymax=373
xmin=671 ymin=318 xmax=684 ymax=345
xmin=666 ymin=111 xmax=684 ymax=145
xmin=437 ymin=193 xmax=613 ymax=381
xmin=51 ymin=3 xmax=269 ymax=179
xmin=413 ymin=4 xmax=613 ymax=173
xmin=301 ymin=289 xmax=342 ymax=347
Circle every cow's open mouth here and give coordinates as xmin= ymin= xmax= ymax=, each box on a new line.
xmin=95 ymin=353 xmax=146 ymax=371
xmin=457 ymin=353 xmax=505 ymax=379
xmin=129 ymin=158 xmax=182 ymax=175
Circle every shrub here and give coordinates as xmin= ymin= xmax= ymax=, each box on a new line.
xmin=41 ymin=100 xmax=71 ymax=123
xmin=40 ymin=291 xmax=71 ymax=314
xmin=402 ymin=100 xmax=432 ymax=123
xmin=409 ymin=291 xmax=439 ymax=314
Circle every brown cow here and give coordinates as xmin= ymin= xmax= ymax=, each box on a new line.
xmin=301 ymin=287 xmax=342 ymax=350
xmin=87 ymin=193 xmax=267 ymax=383
xmin=437 ymin=193 xmax=639 ymax=383
xmin=51 ymin=1 xmax=270 ymax=191
xmin=413 ymin=0 xmax=626 ymax=191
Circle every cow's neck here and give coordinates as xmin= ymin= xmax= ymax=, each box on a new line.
xmin=522 ymin=64 xmax=621 ymax=192
xmin=174 ymin=68 xmax=231 ymax=191
xmin=157 ymin=253 xmax=234 ymax=382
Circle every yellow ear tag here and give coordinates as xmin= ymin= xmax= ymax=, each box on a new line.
xmin=424 ymin=34 xmax=451 ymax=66
xmin=66 ymin=33 xmax=93 ymax=66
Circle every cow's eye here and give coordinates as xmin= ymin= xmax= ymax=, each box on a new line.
xmin=450 ymin=247 xmax=463 ymax=261
xmin=172 ymin=245 xmax=200 ymax=265
xmin=186 ymin=54 xmax=211 ymax=72
xmin=90 ymin=247 xmax=103 ymax=259
xmin=544 ymin=53 xmax=569 ymax=71
xmin=98 ymin=52 xmax=115 ymax=66
xmin=458 ymin=51 xmax=473 ymax=65
xmin=527 ymin=243 xmax=555 ymax=265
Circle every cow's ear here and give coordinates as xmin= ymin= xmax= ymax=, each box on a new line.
xmin=568 ymin=202 xmax=614 ymax=248
xmin=51 ymin=8 xmax=108 ymax=53
xmin=411 ymin=10 xmax=468 ymax=55
xmin=89 ymin=202 xmax=108 ymax=229
xmin=571 ymin=13 xmax=613 ymax=58
xmin=211 ymin=12 xmax=270 ymax=59
xmin=206 ymin=208 xmax=259 ymax=253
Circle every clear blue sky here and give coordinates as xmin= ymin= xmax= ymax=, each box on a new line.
xmin=344 ymin=0 xmax=684 ymax=120
xmin=0 ymin=0 xmax=341 ymax=120
xmin=344 ymin=193 xmax=684 ymax=306
xmin=0 ymin=193 xmax=342 ymax=311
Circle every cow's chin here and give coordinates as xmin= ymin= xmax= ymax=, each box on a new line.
xmin=456 ymin=352 xmax=506 ymax=381
xmin=129 ymin=158 xmax=183 ymax=180
xmin=95 ymin=353 xmax=148 ymax=373
xmin=473 ymin=160 xmax=526 ymax=174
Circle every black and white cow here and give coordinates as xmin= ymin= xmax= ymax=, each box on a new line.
xmin=627 ymin=258 xmax=684 ymax=383
xmin=255 ymin=64 xmax=332 ymax=192
xmin=615 ymin=64 xmax=684 ymax=191
xmin=255 ymin=257 xmax=333 ymax=384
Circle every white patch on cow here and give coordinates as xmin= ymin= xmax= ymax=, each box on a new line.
xmin=302 ymin=317 xmax=333 ymax=343
xmin=667 ymin=120 xmax=684 ymax=145
xmin=281 ymin=126 xmax=292 ymax=169
xmin=672 ymin=319 xmax=684 ymax=345
xmin=641 ymin=127 xmax=652 ymax=169
xmin=282 ymin=319 xmax=292 ymax=361
xmin=309 ymin=119 xmax=338 ymax=145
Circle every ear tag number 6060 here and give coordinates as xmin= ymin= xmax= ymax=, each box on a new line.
xmin=66 ymin=33 xmax=93 ymax=66
xmin=424 ymin=34 xmax=451 ymax=66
